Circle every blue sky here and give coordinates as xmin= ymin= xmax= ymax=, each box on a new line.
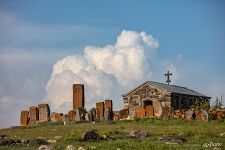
xmin=0 ymin=0 xmax=225 ymax=127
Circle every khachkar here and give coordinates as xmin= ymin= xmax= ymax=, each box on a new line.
xmin=29 ymin=106 xmax=39 ymax=125
xmin=20 ymin=111 xmax=29 ymax=126
xmin=96 ymin=102 xmax=105 ymax=121
xmin=73 ymin=84 xmax=85 ymax=109
xmin=105 ymin=100 xmax=113 ymax=121
xmin=38 ymin=103 xmax=50 ymax=122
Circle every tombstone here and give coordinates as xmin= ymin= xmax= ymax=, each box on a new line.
xmin=105 ymin=100 xmax=113 ymax=120
xmin=104 ymin=107 xmax=112 ymax=121
xmin=118 ymin=108 xmax=129 ymax=119
xmin=185 ymin=109 xmax=195 ymax=120
xmin=38 ymin=104 xmax=50 ymax=122
xmin=89 ymin=108 xmax=97 ymax=121
xmin=51 ymin=112 xmax=64 ymax=122
xmin=62 ymin=114 xmax=67 ymax=121
xmin=161 ymin=106 xmax=171 ymax=119
xmin=135 ymin=107 xmax=145 ymax=119
xmin=85 ymin=113 xmax=90 ymax=121
xmin=113 ymin=111 xmax=119 ymax=121
xmin=73 ymin=84 xmax=85 ymax=109
xmin=96 ymin=102 xmax=104 ymax=121
xmin=76 ymin=108 xmax=81 ymax=121
xmin=67 ymin=110 xmax=76 ymax=121
xmin=215 ymin=109 xmax=225 ymax=120
xmin=174 ymin=109 xmax=182 ymax=118
xmin=29 ymin=106 xmax=39 ymax=125
xmin=145 ymin=105 xmax=154 ymax=117
xmin=105 ymin=100 xmax=113 ymax=111
xmin=195 ymin=110 xmax=208 ymax=121
xmin=20 ymin=110 xmax=29 ymax=126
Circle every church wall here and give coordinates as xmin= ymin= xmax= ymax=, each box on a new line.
xmin=123 ymin=84 xmax=172 ymax=118
xmin=171 ymin=93 xmax=210 ymax=110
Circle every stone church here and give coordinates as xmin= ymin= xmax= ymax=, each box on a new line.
xmin=122 ymin=81 xmax=211 ymax=118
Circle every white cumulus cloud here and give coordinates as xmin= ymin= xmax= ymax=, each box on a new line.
xmin=45 ymin=30 xmax=159 ymax=112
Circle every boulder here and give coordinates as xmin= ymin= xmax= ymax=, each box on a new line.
xmin=47 ymin=139 xmax=57 ymax=144
xmin=29 ymin=138 xmax=49 ymax=146
xmin=81 ymin=129 xmax=100 ymax=141
xmin=158 ymin=135 xmax=186 ymax=144
xmin=129 ymin=130 xmax=148 ymax=138
xmin=101 ymin=134 xmax=109 ymax=140
xmin=38 ymin=145 xmax=52 ymax=150
xmin=54 ymin=136 xmax=63 ymax=140
xmin=0 ymin=138 xmax=16 ymax=146
xmin=0 ymin=135 xmax=7 ymax=139
xmin=0 ymin=135 xmax=21 ymax=146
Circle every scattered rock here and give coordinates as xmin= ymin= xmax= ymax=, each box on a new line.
xmin=65 ymin=145 xmax=75 ymax=150
xmin=219 ymin=132 xmax=225 ymax=137
xmin=0 ymin=135 xmax=7 ymax=139
xmin=0 ymin=138 xmax=16 ymax=146
xmin=0 ymin=135 xmax=22 ymax=146
xmin=101 ymin=134 xmax=110 ymax=140
xmin=54 ymin=136 xmax=63 ymax=140
xmin=78 ymin=146 xmax=87 ymax=150
xmin=29 ymin=138 xmax=49 ymax=146
xmin=81 ymin=129 xmax=100 ymax=141
xmin=38 ymin=145 xmax=52 ymax=150
xmin=158 ymin=135 xmax=186 ymax=144
xmin=195 ymin=110 xmax=209 ymax=121
xmin=47 ymin=139 xmax=57 ymax=144
xmin=21 ymin=139 xmax=29 ymax=144
xmin=129 ymin=130 xmax=148 ymax=138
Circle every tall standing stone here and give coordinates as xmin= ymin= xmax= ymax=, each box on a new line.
xmin=38 ymin=104 xmax=50 ymax=122
xmin=145 ymin=105 xmax=154 ymax=117
xmin=20 ymin=110 xmax=29 ymax=126
xmin=89 ymin=108 xmax=97 ymax=121
xmin=73 ymin=84 xmax=85 ymax=109
xmin=29 ymin=106 xmax=39 ymax=125
xmin=96 ymin=102 xmax=104 ymax=121
xmin=105 ymin=100 xmax=113 ymax=121
xmin=75 ymin=108 xmax=81 ymax=121
xmin=105 ymin=100 xmax=113 ymax=111
xmin=135 ymin=107 xmax=145 ymax=119
xmin=105 ymin=107 xmax=112 ymax=121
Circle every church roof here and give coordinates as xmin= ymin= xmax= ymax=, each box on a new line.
xmin=122 ymin=81 xmax=209 ymax=98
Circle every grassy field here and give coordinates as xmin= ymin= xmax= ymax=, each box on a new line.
xmin=0 ymin=119 xmax=225 ymax=150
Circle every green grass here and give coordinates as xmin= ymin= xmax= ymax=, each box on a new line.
xmin=0 ymin=119 xmax=225 ymax=150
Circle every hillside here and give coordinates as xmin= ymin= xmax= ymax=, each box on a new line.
xmin=0 ymin=119 xmax=225 ymax=150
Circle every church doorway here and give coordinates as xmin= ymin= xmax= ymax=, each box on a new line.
xmin=143 ymin=100 xmax=154 ymax=117
xmin=143 ymin=100 xmax=153 ymax=108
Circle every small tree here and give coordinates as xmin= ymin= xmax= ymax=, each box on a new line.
xmin=191 ymin=97 xmax=209 ymax=110
xmin=212 ymin=96 xmax=223 ymax=109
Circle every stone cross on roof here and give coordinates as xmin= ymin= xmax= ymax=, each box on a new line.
xmin=165 ymin=70 xmax=172 ymax=85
